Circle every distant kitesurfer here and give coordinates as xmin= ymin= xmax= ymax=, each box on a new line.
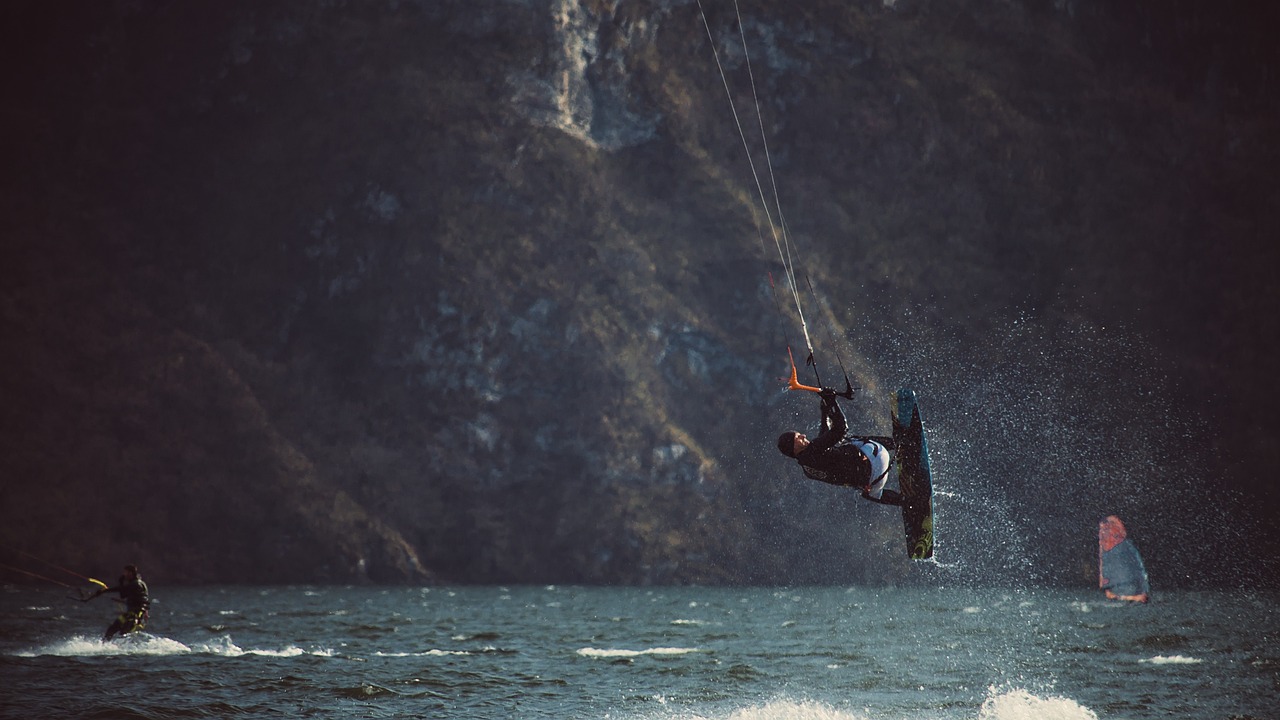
xmin=83 ymin=564 xmax=150 ymax=640
xmin=777 ymin=387 xmax=903 ymax=506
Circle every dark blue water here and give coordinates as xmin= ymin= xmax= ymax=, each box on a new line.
xmin=1 ymin=585 xmax=1275 ymax=719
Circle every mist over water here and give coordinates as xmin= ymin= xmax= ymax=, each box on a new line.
xmin=838 ymin=306 xmax=1246 ymax=589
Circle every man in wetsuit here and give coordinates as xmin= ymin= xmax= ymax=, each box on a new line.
xmin=84 ymin=564 xmax=150 ymax=640
xmin=776 ymin=387 xmax=903 ymax=506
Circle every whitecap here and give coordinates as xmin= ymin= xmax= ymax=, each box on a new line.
xmin=192 ymin=635 xmax=333 ymax=657
xmin=675 ymin=699 xmax=868 ymax=720
xmin=374 ymin=649 xmax=471 ymax=658
xmin=1140 ymin=655 xmax=1203 ymax=665
xmin=576 ymin=646 xmax=698 ymax=658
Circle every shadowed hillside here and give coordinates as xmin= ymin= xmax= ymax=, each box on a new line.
xmin=2 ymin=0 xmax=1277 ymax=587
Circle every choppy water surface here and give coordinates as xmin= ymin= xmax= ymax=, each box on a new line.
xmin=1 ymin=585 xmax=1275 ymax=719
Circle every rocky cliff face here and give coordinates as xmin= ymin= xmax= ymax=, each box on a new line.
xmin=3 ymin=0 xmax=1276 ymax=586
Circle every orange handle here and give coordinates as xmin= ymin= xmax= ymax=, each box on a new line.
xmin=786 ymin=348 xmax=822 ymax=393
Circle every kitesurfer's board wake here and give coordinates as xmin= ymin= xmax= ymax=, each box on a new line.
xmin=892 ymin=389 xmax=935 ymax=560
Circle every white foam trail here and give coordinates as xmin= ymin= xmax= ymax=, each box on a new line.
xmin=192 ymin=635 xmax=334 ymax=657
xmin=17 ymin=634 xmax=191 ymax=657
xmin=14 ymin=632 xmax=336 ymax=658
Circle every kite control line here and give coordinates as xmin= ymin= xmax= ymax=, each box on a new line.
xmin=1 ymin=547 xmax=108 ymax=598
xmin=803 ymin=273 xmax=858 ymax=400
xmin=0 ymin=561 xmax=76 ymax=588
xmin=0 ymin=561 xmax=103 ymax=601
xmin=697 ymin=1 xmax=859 ymax=400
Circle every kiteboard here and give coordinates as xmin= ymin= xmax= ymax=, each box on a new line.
xmin=892 ymin=388 xmax=934 ymax=560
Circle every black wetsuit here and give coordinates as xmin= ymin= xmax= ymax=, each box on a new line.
xmin=100 ymin=574 xmax=150 ymax=640
xmin=794 ymin=392 xmax=902 ymax=506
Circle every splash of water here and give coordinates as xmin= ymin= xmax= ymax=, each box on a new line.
xmin=17 ymin=633 xmax=191 ymax=657
xmin=653 ymin=689 xmax=1098 ymax=720
xmin=15 ymin=632 xmax=334 ymax=658
xmin=861 ymin=309 xmax=1245 ymax=588
xmin=977 ymin=688 xmax=1098 ymax=720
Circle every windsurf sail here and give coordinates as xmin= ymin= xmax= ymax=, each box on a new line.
xmin=1098 ymin=515 xmax=1150 ymax=603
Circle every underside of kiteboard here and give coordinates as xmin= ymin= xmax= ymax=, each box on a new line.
xmin=892 ymin=388 xmax=935 ymax=560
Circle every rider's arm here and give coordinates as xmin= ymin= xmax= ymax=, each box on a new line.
xmin=810 ymin=388 xmax=848 ymax=451
xmin=82 ymin=584 xmax=116 ymax=602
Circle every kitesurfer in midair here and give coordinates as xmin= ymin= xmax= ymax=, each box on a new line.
xmin=83 ymin=564 xmax=150 ymax=640
xmin=777 ymin=387 xmax=903 ymax=506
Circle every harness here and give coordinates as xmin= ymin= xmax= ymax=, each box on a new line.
xmin=800 ymin=436 xmax=895 ymax=487
xmin=854 ymin=436 xmax=895 ymax=487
